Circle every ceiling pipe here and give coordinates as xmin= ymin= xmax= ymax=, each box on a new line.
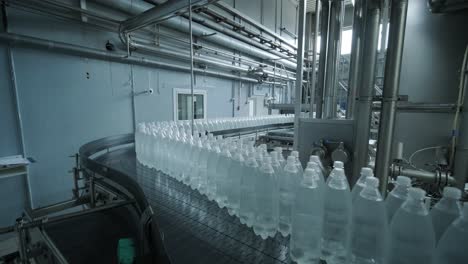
xmin=352 ymin=0 xmax=382 ymax=184
xmin=374 ymin=0 xmax=409 ymax=195
xmin=213 ymin=1 xmax=297 ymax=52
xmin=92 ymin=0 xmax=297 ymax=69
xmin=0 ymin=32 xmax=259 ymax=83
xmin=308 ymin=0 xmax=321 ymax=117
xmin=323 ymin=0 xmax=345 ymax=119
xmin=120 ymin=0 xmax=216 ymax=33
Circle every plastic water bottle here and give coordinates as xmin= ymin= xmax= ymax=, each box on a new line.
xmin=305 ymin=161 xmax=325 ymax=188
xmin=291 ymin=150 xmax=304 ymax=174
xmin=215 ymin=147 xmax=232 ymax=208
xmin=206 ymin=136 xmax=222 ymax=200
xmin=321 ymin=167 xmax=351 ymax=264
xmin=274 ymin=147 xmax=286 ymax=167
xmin=386 ymin=187 xmax=435 ymax=264
xmin=351 ymin=167 xmax=374 ymax=203
xmin=435 ymin=202 xmax=468 ymax=264
xmin=326 ymin=161 xmax=344 ymax=184
xmin=239 ymin=152 xmax=258 ymax=227
xmin=225 ymin=145 xmax=245 ymax=216
xmin=253 ymin=156 xmax=278 ymax=239
xmin=278 ymin=156 xmax=302 ymax=237
xmin=289 ymin=168 xmax=324 ymax=264
xmin=430 ymin=186 xmax=462 ymax=242
xmin=309 ymin=155 xmax=325 ymax=175
xmin=348 ymin=177 xmax=388 ymax=264
xmin=385 ymin=176 xmax=411 ymax=223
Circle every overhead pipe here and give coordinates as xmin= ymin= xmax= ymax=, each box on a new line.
xmin=120 ymin=0 xmax=215 ymax=33
xmin=374 ymin=0 xmax=409 ymax=194
xmin=346 ymin=0 xmax=365 ymax=119
xmin=316 ymin=0 xmax=330 ymax=118
xmin=352 ymin=0 xmax=381 ymax=183
xmin=91 ymin=0 xmax=297 ymax=69
xmin=294 ymin=0 xmax=307 ymax=149
xmin=185 ymin=13 xmax=297 ymax=68
xmin=213 ymin=1 xmax=297 ymax=52
xmin=323 ymin=0 xmax=345 ymax=119
xmin=0 ymin=32 xmax=259 ymax=83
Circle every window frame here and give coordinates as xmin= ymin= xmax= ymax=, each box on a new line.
xmin=173 ymin=88 xmax=208 ymax=121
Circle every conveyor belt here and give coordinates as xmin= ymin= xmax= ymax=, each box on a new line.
xmin=95 ymin=147 xmax=292 ymax=264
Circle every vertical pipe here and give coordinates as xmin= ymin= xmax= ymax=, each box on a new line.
xmin=293 ymin=0 xmax=307 ymax=149
xmin=309 ymin=0 xmax=320 ymax=118
xmin=316 ymin=0 xmax=330 ymax=118
xmin=375 ymin=0 xmax=409 ymax=195
xmin=346 ymin=0 xmax=365 ymax=119
xmin=323 ymin=0 xmax=344 ymax=119
xmin=351 ymin=0 xmax=381 ymax=183
xmin=188 ymin=0 xmax=195 ymax=134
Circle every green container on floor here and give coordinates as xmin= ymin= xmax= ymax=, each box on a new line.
xmin=118 ymin=238 xmax=135 ymax=264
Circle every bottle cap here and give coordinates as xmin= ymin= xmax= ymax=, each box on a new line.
xmin=309 ymin=155 xmax=321 ymax=164
xmin=306 ymin=161 xmax=318 ymax=169
xmin=365 ymin=177 xmax=379 ymax=188
xmin=291 ymin=150 xmax=299 ymax=157
xmin=360 ymin=167 xmax=373 ymax=177
xmin=408 ymin=187 xmax=426 ymax=200
xmin=333 ymin=161 xmax=344 ymax=169
xmin=274 ymin=147 xmax=283 ymax=153
xmin=396 ymin=176 xmax=411 ymax=186
xmin=287 ymin=156 xmax=296 ymax=163
xmin=303 ymin=168 xmax=315 ymax=184
xmin=443 ymin=187 xmax=462 ymax=200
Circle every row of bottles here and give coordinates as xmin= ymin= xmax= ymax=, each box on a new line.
xmin=135 ymin=120 xmax=466 ymax=264
xmin=138 ymin=115 xmax=293 ymax=137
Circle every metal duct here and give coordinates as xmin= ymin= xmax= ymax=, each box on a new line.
xmin=91 ymin=0 xmax=297 ymax=69
xmin=0 ymin=32 xmax=259 ymax=83
xmin=323 ymin=0 xmax=345 ymax=119
xmin=374 ymin=0 xmax=409 ymax=194
xmin=352 ymin=0 xmax=381 ymax=182
xmin=316 ymin=0 xmax=330 ymax=118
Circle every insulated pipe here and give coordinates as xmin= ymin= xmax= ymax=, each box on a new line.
xmin=91 ymin=0 xmax=297 ymax=69
xmin=293 ymin=0 xmax=307 ymax=149
xmin=352 ymin=0 xmax=381 ymax=183
xmin=316 ymin=0 xmax=330 ymax=118
xmin=323 ymin=0 xmax=344 ymax=119
xmin=346 ymin=0 xmax=365 ymax=119
xmin=374 ymin=0 xmax=409 ymax=195
xmin=0 ymin=32 xmax=259 ymax=83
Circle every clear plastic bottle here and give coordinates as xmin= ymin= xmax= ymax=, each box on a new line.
xmin=326 ymin=161 xmax=344 ymax=184
xmin=206 ymin=138 xmax=221 ymax=201
xmin=239 ymin=152 xmax=258 ymax=227
xmin=290 ymin=168 xmax=324 ymax=264
xmin=348 ymin=177 xmax=388 ymax=264
xmin=385 ymin=176 xmax=411 ymax=223
xmin=305 ymin=161 xmax=325 ymax=188
xmin=278 ymin=156 xmax=302 ymax=237
xmin=196 ymin=136 xmax=212 ymax=193
xmin=430 ymin=186 xmax=462 ymax=242
xmin=225 ymin=145 xmax=245 ymax=216
xmin=321 ymin=167 xmax=352 ymax=264
xmin=435 ymin=202 xmax=468 ymax=264
xmin=386 ymin=187 xmax=435 ymax=264
xmin=291 ymin=150 xmax=304 ymax=174
xmin=309 ymin=155 xmax=325 ymax=176
xmin=351 ymin=167 xmax=374 ymax=203
xmin=253 ymin=157 xmax=278 ymax=239
xmin=215 ymin=147 xmax=233 ymax=208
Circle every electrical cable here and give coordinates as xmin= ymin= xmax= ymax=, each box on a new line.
xmin=449 ymin=44 xmax=468 ymax=169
